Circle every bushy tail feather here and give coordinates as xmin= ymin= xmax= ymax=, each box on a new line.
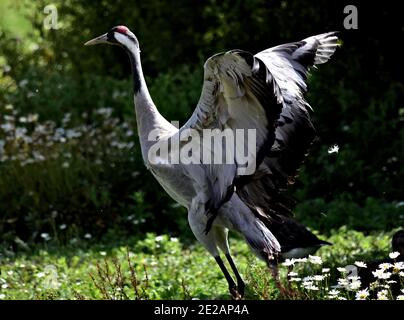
xmin=244 ymin=220 xmax=281 ymax=261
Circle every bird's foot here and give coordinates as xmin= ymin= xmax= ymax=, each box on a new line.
xmin=237 ymin=282 xmax=245 ymax=298
xmin=229 ymin=286 xmax=243 ymax=300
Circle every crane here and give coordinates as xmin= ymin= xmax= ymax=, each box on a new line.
xmin=85 ymin=26 xmax=339 ymax=299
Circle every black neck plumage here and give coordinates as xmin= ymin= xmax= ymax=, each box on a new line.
xmin=126 ymin=48 xmax=142 ymax=94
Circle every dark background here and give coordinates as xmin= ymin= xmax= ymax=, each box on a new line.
xmin=0 ymin=0 xmax=403 ymax=249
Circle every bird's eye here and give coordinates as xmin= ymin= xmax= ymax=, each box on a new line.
xmin=107 ymin=31 xmax=116 ymax=42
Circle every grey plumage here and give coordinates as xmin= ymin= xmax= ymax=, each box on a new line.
xmin=85 ymin=28 xmax=339 ymax=298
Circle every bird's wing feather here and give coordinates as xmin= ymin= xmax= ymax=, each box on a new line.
xmin=236 ymin=32 xmax=340 ymax=224
xmin=180 ymin=33 xmax=339 ymax=232
xmin=181 ymin=50 xmax=284 ymax=232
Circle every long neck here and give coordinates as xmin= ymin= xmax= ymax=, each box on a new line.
xmin=125 ymin=45 xmax=174 ymax=161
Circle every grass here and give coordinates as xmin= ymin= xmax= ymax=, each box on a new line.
xmin=0 ymin=227 xmax=401 ymax=300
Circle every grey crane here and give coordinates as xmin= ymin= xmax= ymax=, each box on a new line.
xmin=85 ymin=26 xmax=339 ymax=299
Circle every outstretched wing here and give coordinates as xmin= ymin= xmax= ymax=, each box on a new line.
xmin=180 ymin=32 xmax=339 ymax=232
xmin=180 ymin=50 xmax=284 ymax=232
xmin=238 ymin=32 xmax=340 ymax=225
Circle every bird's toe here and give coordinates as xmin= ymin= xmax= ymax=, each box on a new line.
xmin=229 ymin=287 xmax=243 ymax=300
xmin=237 ymin=284 xmax=245 ymax=298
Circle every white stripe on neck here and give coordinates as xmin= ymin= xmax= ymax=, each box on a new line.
xmin=115 ymin=32 xmax=137 ymax=53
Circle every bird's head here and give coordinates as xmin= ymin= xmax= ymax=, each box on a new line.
xmin=85 ymin=25 xmax=138 ymax=50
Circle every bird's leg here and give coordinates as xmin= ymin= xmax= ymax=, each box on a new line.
xmin=267 ymin=259 xmax=289 ymax=298
xmin=225 ymin=253 xmax=245 ymax=298
xmin=214 ymin=256 xmax=241 ymax=300
xmin=287 ymin=265 xmax=293 ymax=275
xmin=268 ymin=262 xmax=284 ymax=296
xmin=286 ymin=265 xmax=293 ymax=288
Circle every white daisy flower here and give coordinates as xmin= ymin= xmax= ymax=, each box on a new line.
xmin=313 ymin=275 xmax=325 ymax=281
xmin=322 ymin=268 xmax=330 ymax=273
xmin=355 ymin=289 xmax=369 ymax=300
xmin=337 ymin=267 xmax=348 ymax=273
xmin=288 ymin=271 xmax=299 ymax=277
xmin=303 ymin=280 xmax=318 ymax=290
xmin=397 ymin=295 xmax=404 ymax=300
xmin=349 ymin=280 xmax=361 ymax=291
xmin=328 ymin=144 xmax=339 ymax=154
xmin=282 ymin=259 xmax=295 ymax=267
xmin=377 ymin=290 xmax=389 ymax=300
xmin=289 ymin=277 xmax=302 ymax=282
xmin=305 ymin=284 xmax=319 ymax=291
xmin=393 ymin=262 xmax=404 ymax=271
xmin=337 ymin=278 xmax=349 ymax=287
xmin=370 ymin=281 xmax=381 ymax=290
xmin=309 ymin=255 xmax=323 ymax=265
xmin=354 ymin=261 xmax=367 ymax=268
xmin=328 ymin=289 xmax=340 ymax=296
xmin=389 ymin=252 xmax=400 ymax=259
xmin=303 ymin=276 xmax=314 ymax=282
xmin=372 ymin=269 xmax=392 ymax=279
xmin=40 ymin=233 xmax=51 ymax=241
xmin=378 ymin=263 xmax=392 ymax=271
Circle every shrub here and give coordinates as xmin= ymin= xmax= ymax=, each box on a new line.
xmin=294 ymin=197 xmax=404 ymax=235
xmin=0 ymin=105 xmax=189 ymax=248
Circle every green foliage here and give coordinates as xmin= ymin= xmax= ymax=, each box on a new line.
xmin=295 ymin=197 xmax=404 ymax=235
xmin=2 ymin=69 xmax=134 ymax=121
xmin=0 ymin=233 xmax=245 ymax=299
xmin=296 ymin=81 xmax=404 ymax=202
xmin=0 ymin=229 xmax=401 ymax=300
xmin=1 ymin=0 xmax=403 ymax=301
xmin=0 ymin=106 xmax=190 ymax=248
xmin=148 ymin=65 xmax=203 ymax=123
xmin=0 ymin=0 xmax=403 ymax=279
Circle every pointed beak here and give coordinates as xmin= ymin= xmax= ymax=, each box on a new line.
xmin=84 ymin=33 xmax=109 ymax=46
